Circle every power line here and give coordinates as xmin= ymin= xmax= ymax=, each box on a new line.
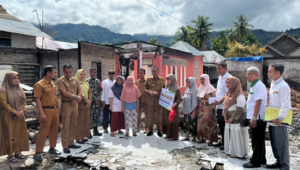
xmin=136 ymin=0 xmax=195 ymax=27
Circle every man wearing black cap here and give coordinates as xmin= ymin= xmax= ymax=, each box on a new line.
xmin=101 ymin=70 xmax=116 ymax=133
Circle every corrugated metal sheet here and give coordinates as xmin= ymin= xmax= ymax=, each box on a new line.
xmin=121 ymin=42 xmax=156 ymax=49
xmin=0 ymin=18 xmax=52 ymax=39
xmin=170 ymin=41 xmax=203 ymax=56
xmin=36 ymin=37 xmax=62 ymax=51
xmin=54 ymin=41 xmax=78 ymax=49
xmin=200 ymin=51 xmax=225 ymax=63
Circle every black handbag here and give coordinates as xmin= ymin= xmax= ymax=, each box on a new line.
xmin=239 ymin=112 xmax=249 ymax=127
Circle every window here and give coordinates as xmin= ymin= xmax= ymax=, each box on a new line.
xmin=195 ymin=61 xmax=199 ymax=78
xmin=0 ymin=38 xmax=11 ymax=46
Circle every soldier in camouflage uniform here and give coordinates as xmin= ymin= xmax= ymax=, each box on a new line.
xmin=87 ymin=68 xmax=102 ymax=137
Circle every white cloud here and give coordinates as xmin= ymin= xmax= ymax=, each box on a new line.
xmin=1 ymin=0 xmax=300 ymax=36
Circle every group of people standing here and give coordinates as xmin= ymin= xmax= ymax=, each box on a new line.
xmin=0 ymin=62 xmax=291 ymax=169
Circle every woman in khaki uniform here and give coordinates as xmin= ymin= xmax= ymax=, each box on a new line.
xmin=75 ymin=69 xmax=92 ymax=144
xmin=0 ymin=71 xmax=29 ymax=163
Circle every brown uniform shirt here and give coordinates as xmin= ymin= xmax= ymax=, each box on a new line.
xmin=144 ymin=76 xmax=165 ymax=106
xmin=57 ymin=76 xmax=81 ymax=101
xmin=135 ymin=79 xmax=146 ymax=104
xmin=33 ymin=78 xmax=59 ymax=107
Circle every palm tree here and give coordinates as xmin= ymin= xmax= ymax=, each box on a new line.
xmin=148 ymin=37 xmax=163 ymax=46
xmin=227 ymin=28 xmax=237 ymax=42
xmin=171 ymin=26 xmax=191 ymax=45
xmin=189 ymin=15 xmax=214 ymax=49
xmin=232 ymin=14 xmax=253 ymax=41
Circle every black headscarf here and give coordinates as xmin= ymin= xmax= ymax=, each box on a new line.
xmin=111 ymin=75 xmax=124 ymax=100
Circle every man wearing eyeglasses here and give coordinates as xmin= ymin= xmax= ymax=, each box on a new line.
xmin=243 ymin=66 xmax=267 ymax=168
xmin=101 ymin=70 xmax=116 ymax=133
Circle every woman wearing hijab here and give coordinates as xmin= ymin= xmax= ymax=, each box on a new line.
xmin=162 ymin=74 xmax=181 ymax=141
xmin=181 ymin=77 xmax=199 ymax=142
xmin=215 ymin=77 xmax=249 ymax=158
xmin=121 ymin=76 xmax=141 ymax=137
xmin=0 ymin=71 xmax=29 ymax=163
xmin=197 ymin=74 xmax=218 ymax=145
xmin=75 ymin=69 xmax=92 ymax=144
xmin=109 ymin=76 xmax=125 ymax=137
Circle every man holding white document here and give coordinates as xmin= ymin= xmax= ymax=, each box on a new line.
xmin=266 ymin=64 xmax=291 ymax=170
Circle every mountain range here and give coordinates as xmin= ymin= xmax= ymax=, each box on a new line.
xmin=48 ymin=23 xmax=300 ymax=47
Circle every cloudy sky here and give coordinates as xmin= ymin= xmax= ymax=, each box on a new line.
xmin=2 ymin=0 xmax=300 ymax=35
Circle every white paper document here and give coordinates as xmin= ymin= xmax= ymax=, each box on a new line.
xmin=208 ymin=97 xmax=222 ymax=104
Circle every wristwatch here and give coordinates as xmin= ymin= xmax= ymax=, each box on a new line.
xmin=75 ymin=96 xmax=78 ymax=99
xmin=277 ymin=118 xmax=283 ymax=122
xmin=251 ymin=117 xmax=257 ymax=121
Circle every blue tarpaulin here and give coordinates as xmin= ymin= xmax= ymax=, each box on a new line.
xmin=225 ymin=56 xmax=263 ymax=63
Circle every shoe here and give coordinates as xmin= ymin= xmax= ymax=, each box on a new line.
xmin=88 ymin=133 xmax=93 ymax=139
xmin=48 ymin=148 xmax=61 ymax=155
xmin=68 ymin=145 xmax=81 ymax=149
xmin=266 ymin=162 xmax=281 ymax=169
xmin=220 ymin=145 xmax=224 ymax=150
xmin=34 ymin=153 xmax=43 ymax=162
xmin=83 ymin=139 xmax=88 ymax=142
xmin=157 ymin=132 xmax=163 ymax=137
xmin=147 ymin=132 xmax=153 ymax=136
xmin=243 ymin=162 xmax=260 ymax=168
xmin=104 ymin=129 xmax=109 ymax=133
xmin=76 ymin=140 xmax=85 ymax=144
xmin=94 ymin=132 xmax=103 ymax=136
xmin=63 ymin=148 xmax=71 ymax=153
xmin=213 ymin=142 xmax=222 ymax=147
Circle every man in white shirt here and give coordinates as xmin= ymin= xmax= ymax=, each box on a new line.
xmin=213 ymin=62 xmax=231 ymax=150
xmin=101 ymin=70 xmax=116 ymax=133
xmin=243 ymin=66 xmax=267 ymax=168
xmin=266 ymin=64 xmax=290 ymax=170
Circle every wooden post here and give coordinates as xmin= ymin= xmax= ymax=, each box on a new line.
xmin=137 ymin=41 xmax=142 ymax=71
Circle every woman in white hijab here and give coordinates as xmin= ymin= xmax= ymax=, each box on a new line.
xmin=181 ymin=77 xmax=199 ymax=142
xmin=196 ymin=74 xmax=218 ymax=145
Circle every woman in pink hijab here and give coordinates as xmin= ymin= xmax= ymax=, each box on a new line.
xmin=196 ymin=74 xmax=218 ymax=145
xmin=120 ymin=76 xmax=141 ymax=137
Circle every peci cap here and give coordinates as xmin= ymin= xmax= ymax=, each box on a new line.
xmin=108 ymin=70 xmax=115 ymax=74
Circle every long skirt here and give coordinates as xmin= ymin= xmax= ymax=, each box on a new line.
xmin=0 ymin=110 xmax=29 ymax=156
xmin=183 ymin=114 xmax=197 ymax=138
xmin=197 ymin=108 xmax=218 ymax=142
xmin=224 ymin=123 xmax=250 ymax=157
xmin=110 ymin=112 xmax=125 ymax=132
xmin=162 ymin=108 xmax=179 ymax=139
xmin=76 ymin=106 xmax=91 ymax=140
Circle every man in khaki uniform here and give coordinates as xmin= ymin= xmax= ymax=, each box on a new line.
xmin=135 ymin=68 xmax=147 ymax=133
xmin=144 ymin=66 xmax=165 ymax=137
xmin=57 ymin=65 xmax=82 ymax=153
xmin=33 ymin=65 xmax=60 ymax=162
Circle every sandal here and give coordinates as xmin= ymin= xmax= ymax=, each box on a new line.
xmin=14 ymin=153 xmax=25 ymax=159
xmin=7 ymin=156 xmax=18 ymax=163
xmin=207 ymin=143 xmax=214 ymax=146
xmin=196 ymin=140 xmax=206 ymax=144
xmin=118 ymin=131 xmax=124 ymax=134
xmin=125 ymin=133 xmax=129 ymax=137
xmin=133 ymin=133 xmax=137 ymax=137
xmin=110 ymin=133 xmax=115 ymax=137
xmin=192 ymin=138 xmax=197 ymax=142
xmin=181 ymin=138 xmax=190 ymax=141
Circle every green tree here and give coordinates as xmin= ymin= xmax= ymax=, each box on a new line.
xmin=293 ymin=34 xmax=300 ymax=40
xmin=241 ymin=33 xmax=262 ymax=47
xmin=189 ymin=15 xmax=214 ymax=49
xmin=148 ymin=37 xmax=163 ymax=46
xmin=232 ymin=14 xmax=254 ymax=41
xmin=171 ymin=26 xmax=191 ymax=45
xmin=211 ymin=31 xmax=229 ymax=56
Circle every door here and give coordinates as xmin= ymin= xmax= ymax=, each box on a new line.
xmin=97 ymin=63 xmax=102 ymax=81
